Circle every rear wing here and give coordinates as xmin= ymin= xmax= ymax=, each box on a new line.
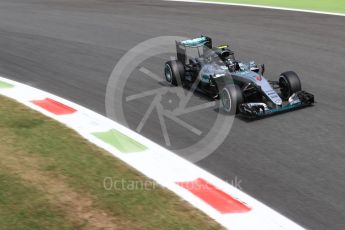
xmin=178 ymin=36 xmax=212 ymax=48
xmin=175 ymin=36 xmax=212 ymax=64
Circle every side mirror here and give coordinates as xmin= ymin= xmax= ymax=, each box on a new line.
xmin=261 ymin=64 xmax=265 ymax=75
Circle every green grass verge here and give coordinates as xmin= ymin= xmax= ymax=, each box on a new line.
xmin=0 ymin=172 xmax=74 ymax=230
xmin=0 ymin=95 xmax=222 ymax=230
xmin=202 ymin=0 xmax=345 ymax=13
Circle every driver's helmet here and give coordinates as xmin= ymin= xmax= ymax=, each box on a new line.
xmin=215 ymin=46 xmax=235 ymax=64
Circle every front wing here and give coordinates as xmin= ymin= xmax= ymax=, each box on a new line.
xmin=238 ymin=91 xmax=314 ymax=119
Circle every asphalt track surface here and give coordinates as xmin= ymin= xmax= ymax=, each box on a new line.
xmin=0 ymin=0 xmax=344 ymax=229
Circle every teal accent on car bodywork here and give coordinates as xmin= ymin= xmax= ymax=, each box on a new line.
xmin=181 ymin=36 xmax=208 ymax=47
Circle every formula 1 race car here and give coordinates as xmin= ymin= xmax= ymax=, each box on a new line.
xmin=164 ymin=36 xmax=314 ymax=118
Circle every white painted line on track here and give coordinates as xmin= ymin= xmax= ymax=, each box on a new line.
xmin=165 ymin=0 xmax=345 ymax=17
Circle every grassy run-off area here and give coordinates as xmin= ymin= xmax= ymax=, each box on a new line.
xmin=0 ymin=96 xmax=222 ymax=230
xmin=202 ymin=0 xmax=345 ymax=13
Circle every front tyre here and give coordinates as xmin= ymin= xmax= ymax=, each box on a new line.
xmin=164 ymin=60 xmax=185 ymax=86
xmin=220 ymin=84 xmax=243 ymax=114
xmin=279 ymin=71 xmax=302 ymax=100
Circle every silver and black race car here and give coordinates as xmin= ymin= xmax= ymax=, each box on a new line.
xmin=164 ymin=36 xmax=314 ymax=118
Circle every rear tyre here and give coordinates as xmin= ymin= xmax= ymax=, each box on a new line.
xmin=164 ymin=60 xmax=185 ymax=86
xmin=279 ymin=71 xmax=301 ymax=99
xmin=220 ymin=84 xmax=243 ymax=114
